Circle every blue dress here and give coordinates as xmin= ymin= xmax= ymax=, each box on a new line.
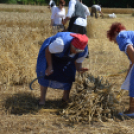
xmin=116 ymin=30 xmax=134 ymax=97
xmin=36 ymin=32 xmax=88 ymax=90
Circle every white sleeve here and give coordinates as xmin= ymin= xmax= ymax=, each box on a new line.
xmin=99 ymin=6 xmax=101 ymax=12
xmin=66 ymin=0 xmax=76 ymax=18
xmin=63 ymin=8 xmax=66 ymax=19
xmin=49 ymin=1 xmax=52 ymax=6
xmin=83 ymin=4 xmax=90 ymax=16
xmin=76 ymin=49 xmax=88 ymax=63
xmin=49 ymin=37 xmax=64 ymax=53
xmin=85 ymin=6 xmax=90 ymax=16
xmin=51 ymin=7 xmax=56 ymax=19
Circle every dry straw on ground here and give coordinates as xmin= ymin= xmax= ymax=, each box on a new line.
xmin=101 ymin=8 xmax=134 ymax=14
xmin=0 ymin=4 xmax=50 ymax=13
xmin=101 ymin=13 xmax=116 ymax=19
xmin=101 ymin=14 xmax=110 ymax=19
xmin=0 ymin=12 xmax=51 ymax=85
xmin=0 ymin=11 xmax=133 ymax=85
xmin=60 ymin=72 xmax=126 ymax=123
xmin=87 ymin=17 xmax=134 ymax=38
xmin=1 ymin=4 xmax=134 ymax=134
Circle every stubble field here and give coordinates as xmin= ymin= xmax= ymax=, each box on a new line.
xmin=0 ymin=4 xmax=134 ymax=134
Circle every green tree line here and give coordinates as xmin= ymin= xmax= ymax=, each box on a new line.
xmin=0 ymin=0 xmax=134 ymax=8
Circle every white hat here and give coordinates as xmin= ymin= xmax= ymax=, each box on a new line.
xmin=49 ymin=37 xmax=64 ymax=53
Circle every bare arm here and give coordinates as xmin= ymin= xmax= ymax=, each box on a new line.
xmin=75 ymin=62 xmax=82 ymax=71
xmin=126 ymin=45 xmax=134 ymax=64
xmin=125 ymin=45 xmax=134 ymax=78
xmin=45 ymin=46 xmax=53 ymax=76
xmin=75 ymin=62 xmax=88 ymax=72
xmin=63 ymin=17 xmax=70 ymax=25
xmin=99 ymin=11 xmax=103 ymax=15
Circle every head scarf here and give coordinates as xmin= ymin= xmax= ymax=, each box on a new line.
xmin=70 ymin=33 xmax=88 ymax=50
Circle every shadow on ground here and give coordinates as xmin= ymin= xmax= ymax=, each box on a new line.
xmin=3 ymin=91 xmax=134 ymax=125
xmin=4 ymin=92 xmax=65 ymax=115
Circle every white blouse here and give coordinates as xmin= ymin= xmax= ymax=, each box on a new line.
xmin=93 ymin=5 xmax=101 ymax=12
xmin=66 ymin=0 xmax=76 ymax=18
xmin=49 ymin=0 xmax=56 ymax=12
xmin=51 ymin=7 xmax=66 ymax=25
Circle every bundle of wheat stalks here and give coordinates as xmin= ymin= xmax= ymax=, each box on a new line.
xmin=60 ymin=73 xmax=123 ymax=123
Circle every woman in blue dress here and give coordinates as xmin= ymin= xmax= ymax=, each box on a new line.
xmin=36 ymin=32 xmax=89 ymax=106
xmin=107 ymin=22 xmax=134 ymax=116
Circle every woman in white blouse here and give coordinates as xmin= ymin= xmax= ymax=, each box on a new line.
xmin=51 ymin=0 xmax=66 ymax=34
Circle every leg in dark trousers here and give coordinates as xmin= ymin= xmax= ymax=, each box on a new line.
xmin=94 ymin=8 xmax=98 ymax=18
xmin=91 ymin=6 xmax=96 ymax=17
xmin=91 ymin=6 xmax=94 ymax=17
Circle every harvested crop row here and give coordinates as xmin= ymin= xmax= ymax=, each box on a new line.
xmin=60 ymin=73 xmax=126 ymax=123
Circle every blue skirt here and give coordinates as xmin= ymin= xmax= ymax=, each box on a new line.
xmin=37 ymin=55 xmax=76 ymax=90
xmin=37 ymin=72 xmax=72 ymax=90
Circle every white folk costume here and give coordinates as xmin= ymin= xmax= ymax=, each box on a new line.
xmin=66 ymin=0 xmax=87 ymax=34
xmin=51 ymin=7 xmax=66 ymax=34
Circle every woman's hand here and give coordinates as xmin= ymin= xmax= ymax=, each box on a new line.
xmin=63 ymin=17 xmax=70 ymax=25
xmin=79 ymin=68 xmax=89 ymax=72
xmin=45 ymin=66 xmax=54 ymax=76
xmin=75 ymin=63 xmax=88 ymax=73
xmin=126 ymin=45 xmax=134 ymax=64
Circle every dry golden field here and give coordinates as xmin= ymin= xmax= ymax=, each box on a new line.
xmin=0 ymin=4 xmax=134 ymax=134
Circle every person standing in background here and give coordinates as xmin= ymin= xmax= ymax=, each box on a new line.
xmin=91 ymin=4 xmax=103 ymax=18
xmin=51 ymin=0 xmax=66 ymax=34
xmin=63 ymin=0 xmax=87 ymax=34
xmin=48 ymin=0 xmax=56 ymax=13
xmin=63 ymin=0 xmax=89 ymax=58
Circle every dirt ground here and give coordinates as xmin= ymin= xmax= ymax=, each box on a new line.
xmin=0 ymin=4 xmax=134 ymax=134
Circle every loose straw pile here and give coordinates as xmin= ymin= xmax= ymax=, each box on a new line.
xmin=60 ymin=73 xmax=124 ymax=123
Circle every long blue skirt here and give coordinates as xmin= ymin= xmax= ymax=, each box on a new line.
xmin=37 ymin=55 xmax=76 ymax=90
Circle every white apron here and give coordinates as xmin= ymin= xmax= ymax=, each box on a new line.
xmin=121 ymin=64 xmax=134 ymax=90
